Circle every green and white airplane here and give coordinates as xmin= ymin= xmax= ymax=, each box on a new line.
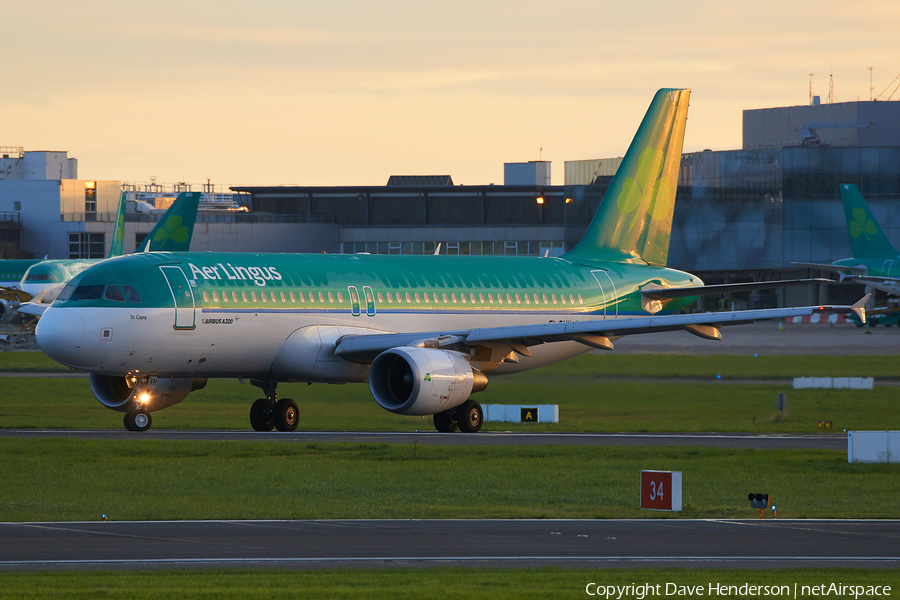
xmin=16 ymin=190 xmax=201 ymax=316
xmin=36 ymin=89 xmax=866 ymax=433
xmin=792 ymin=184 xmax=900 ymax=295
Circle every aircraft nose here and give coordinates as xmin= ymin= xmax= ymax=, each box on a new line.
xmin=35 ymin=308 xmax=86 ymax=368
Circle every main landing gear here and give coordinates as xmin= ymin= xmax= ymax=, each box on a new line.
xmin=248 ymin=380 xmax=299 ymax=432
xmin=124 ymin=408 xmax=152 ymax=432
xmin=433 ymin=399 xmax=483 ymax=433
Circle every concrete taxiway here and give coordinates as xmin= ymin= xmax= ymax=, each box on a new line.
xmin=1 ymin=519 xmax=897 ymax=571
xmin=0 ymin=429 xmax=847 ymax=450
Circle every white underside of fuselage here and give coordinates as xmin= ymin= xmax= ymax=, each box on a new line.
xmin=41 ymin=304 xmax=602 ymax=383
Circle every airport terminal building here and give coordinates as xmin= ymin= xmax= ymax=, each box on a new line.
xmin=2 ymin=98 xmax=899 ymax=306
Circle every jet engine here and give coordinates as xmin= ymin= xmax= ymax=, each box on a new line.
xmin=89 ymin=374 xmax=207 ymax=413
xmin=0 ymin=299 xmax=13 ymax=324
xmin=368 ymin=347 xmax=487 ymax=416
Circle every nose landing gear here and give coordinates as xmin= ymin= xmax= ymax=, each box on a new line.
xmin=124 ymin=408 xmax=152 ymax=432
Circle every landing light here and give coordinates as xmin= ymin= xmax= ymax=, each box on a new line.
xmin=536 ymin=197 xmax=544 ymax=205
xmin=138 ymin=392 xmax=151 ymax=405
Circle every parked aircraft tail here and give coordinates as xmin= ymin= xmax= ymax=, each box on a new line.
xmin=563 ymin=88 xmax=690 ymax=266
xmin=840 ymin=184 xmax=898 ymax=259
xmin=136 ymin=192 xmax=201 ymax=252
xmin=107 ymin=191 xmax=127 ymax=259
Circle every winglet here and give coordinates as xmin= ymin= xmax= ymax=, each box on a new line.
xmin=851 ymin=293 xmax=871 ymax=324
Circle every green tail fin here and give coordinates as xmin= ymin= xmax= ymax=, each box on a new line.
xmin=563 ymin=88 xmax=690 ymax=266
xmin=107 ymin=191 xmax=127 ymax=259
xmin=136 ymin=192 xmax=201 ymax=253
xmin=840 ymin=184 xmax=898 ymax=258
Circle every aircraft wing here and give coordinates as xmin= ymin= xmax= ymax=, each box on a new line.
xmin=640 ymin=278 xmax=833 ymax=300
xmin=851 ymin=275 xmax=900 ymax=287
xmin=789 ymin=262 xmax=867 ymax=276
xmin=334 ymin=298 xmax=868 ymax=363
xmin=15 ymin=301 xmax=50 ymax=316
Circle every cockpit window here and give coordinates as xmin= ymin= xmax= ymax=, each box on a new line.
xmin=70 ymin=285 xmax=104 ymax=301
xmin=56 ymin=284 xmax=75 ymax=302
xmin=122 ymin=286 xmax=141 ymax=303
xmin=103 ymin=285 xmax=126 ymax=302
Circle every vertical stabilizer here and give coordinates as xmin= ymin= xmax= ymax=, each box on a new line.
xmin=137 ymin=192 xmax=201 ymax=252
xmin=840 ymin=184 xmax=898 ymax=258
xmin=563 ymin=88 xmax=690 ymax=265
xmin=107 ymin=191 xmax=127 ymax=258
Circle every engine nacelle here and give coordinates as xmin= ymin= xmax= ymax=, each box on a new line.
xmin=89 ymin=374 xmax=207 ymax=413
xmin=0 ymin=299 xmax=11 ymax=324
xmin=369 ymin=347 xmax=486 ymax=416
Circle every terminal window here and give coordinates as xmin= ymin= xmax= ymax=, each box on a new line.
xmin=68 ymin=232 xmax=105 ymax=259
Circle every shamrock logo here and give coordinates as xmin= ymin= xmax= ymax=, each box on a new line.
xmin=849 ymin=208 xmax=876 ymax=240
xmin=152 ymin=215 xmax=190 ymax=249
xmin=615 ymin=146 xmax=673 ymax=230
xmin=423 ymin=373 xmax=432 ymax=382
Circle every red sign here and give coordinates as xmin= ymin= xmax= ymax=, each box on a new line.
xmin=641 ymin=470 xmax=682 ymax=511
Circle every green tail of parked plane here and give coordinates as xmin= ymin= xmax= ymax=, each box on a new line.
xmin=15 ymin=191 xmax=201 ymax=313
xmin=792 ymin=183 xmax=900 ymax=295
xmin=36 ymin=89 xmax=866 ymax=433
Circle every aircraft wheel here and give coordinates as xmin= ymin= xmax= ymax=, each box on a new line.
xmin=249 ymin=399 xmax=275 ymax=432
xmin=457 ymin=400 xmax=483 ymax=433
xmin=433 ymin=410 xmax=458 ymax=433
xmin=124 ymin=409 xmax=152 ymax=432
xmin=274 ymin=398 xmax=299 ymax=432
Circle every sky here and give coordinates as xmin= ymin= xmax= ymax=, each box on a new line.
xmin=4 ymin=0 xmax=900 ymax=187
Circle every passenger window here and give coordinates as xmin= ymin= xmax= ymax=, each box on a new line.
xmin=202 ymin=291 xmax=210 ymax=302
xmin=71 ymin=285 xmax=104 ymax=301
xmin=104 ymin=286 xmax=126 ymax=302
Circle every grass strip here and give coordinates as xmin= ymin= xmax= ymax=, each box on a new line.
xmin=0 ymin=568 xmax=896 ymax=599
xmin=1 ymin=439 xmax=897 ymax=521
xmin=2 ymin=375 xmax=898 ymax=432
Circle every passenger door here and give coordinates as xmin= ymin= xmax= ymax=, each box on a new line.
xmin=159 ymin=266 xmax=196 ymax=330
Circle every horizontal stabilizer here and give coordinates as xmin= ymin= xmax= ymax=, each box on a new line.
xmin=641 ymin=278 xmax=833 ymax=300
xmin=789 ymin=262 xmax=867 ymax=276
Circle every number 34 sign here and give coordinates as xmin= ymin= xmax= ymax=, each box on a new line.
xmin=640 ymin=470 xmax=682 ymax=512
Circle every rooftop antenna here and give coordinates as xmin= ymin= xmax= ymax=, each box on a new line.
xmin=827 ymin=64 xmax=835 ymax=104
xmin=809 ymin=73 xmax=814 ymax=105
xmin=868 ymin=66 xmax=874 ymax=101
